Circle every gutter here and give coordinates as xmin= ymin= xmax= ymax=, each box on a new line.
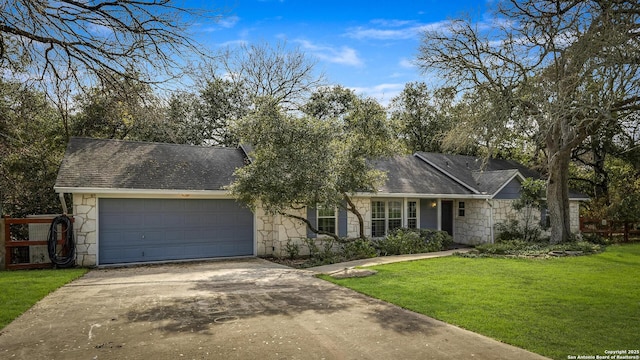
xmin=54 ymin=187 xmax=234 ymax=198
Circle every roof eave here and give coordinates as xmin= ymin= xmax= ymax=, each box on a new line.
xmin=355 ymin=191 xmax=491 ymax=199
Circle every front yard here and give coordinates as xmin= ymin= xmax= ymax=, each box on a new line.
xmin=0 ymin=268 xmax=88 ymax=330
xmin=322 ymin=243 xmax=640 ymax=360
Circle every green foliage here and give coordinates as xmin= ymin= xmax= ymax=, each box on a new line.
xmin=389 ymin=82 xmax=455 ymax=153
xmin=0 ymin=80 xmax=67 ymax=217
xmin=495 ymin=219 xmax=543 ymax=243
xmin=284 ymin=240 xmax=300 ymax=260
xmin=232 ymin=90 xmax=398 ymax=238
xmin=324 ymin=244 xmax=640 ymax=359
xmin=605 ymin=157 xmax=640 ymax=222
xmin=339 ymin=238 xmax=377 ymax=260
xmin=374 ymin=228 xmax=453 ymax=256
xmin=473 ymin=240 xmax=602 ymax=257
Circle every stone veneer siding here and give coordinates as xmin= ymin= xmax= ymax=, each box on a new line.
xmin=454 ymin=199 xmax=582 ymax=245
xmin=72 ymin=193 xmax=97 ymax=266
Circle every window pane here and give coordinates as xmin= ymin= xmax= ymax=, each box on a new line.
xmin=372 ymin=219 xmax=386 ymax=237
xmin=408 ymin=219 xmax=417 ymax=229
xmin=388 ymin=201 xmax=401 ymax=219
xmin=388 ymin=219 xmax=402 ymax=233
xmin=318 ymin=218 xmax=336 ymax=233
xmin=408 ymin=201 xmax=417 ymax=218
xmin=318 ymin=207 xmax=335 ymax=217
xmin=372 ymin=201 xmax=385 ymax=219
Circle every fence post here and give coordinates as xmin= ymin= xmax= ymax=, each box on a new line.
xmin=0 ymin=217 xmax=5 ymax=270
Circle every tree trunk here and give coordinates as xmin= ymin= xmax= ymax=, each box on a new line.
xmin=279 ymin=211 xmax=340 ymax=241
xmin=343 ymin=194 xmax=366 ymax=239
xmin=547 ymin=149 xmax=573 ymax=244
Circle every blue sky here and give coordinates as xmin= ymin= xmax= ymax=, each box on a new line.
xmin=190 ymin=0 xmax=489 ymax=105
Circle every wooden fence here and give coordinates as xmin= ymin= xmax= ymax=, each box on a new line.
xmin=579 ymin=217 xmax=640 ymax=242
xmin=2 ymin=216 xmax=71 ymax=270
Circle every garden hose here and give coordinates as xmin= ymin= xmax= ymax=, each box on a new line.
xmin=47 ymin=215 xmax=76 ymax=268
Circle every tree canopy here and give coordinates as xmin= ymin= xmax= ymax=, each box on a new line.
xmin=417 ymin=0 xmax=640 ymax=243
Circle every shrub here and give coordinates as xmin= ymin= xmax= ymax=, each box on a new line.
xmin=339 ymin=238 xmax=377 ymax=260
xmin=284 ymin=239 xmax=300 ymax=259
xmin=374 ymin=228 xmax=453 ymax=256
xmin=495 ymin=219 xmax=542 ymax=242
xmin=472 ymin=239 xmax=603 ymax=257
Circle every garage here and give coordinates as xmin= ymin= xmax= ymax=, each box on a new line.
xmin=98 ymin=198 xmax=254 ymax=264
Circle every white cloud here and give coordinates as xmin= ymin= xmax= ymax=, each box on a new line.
xmin=345 ymin=20 xmax=451 ymax=40
xmin=202 ymin=16 xmax=240 ymax=32
xmin=399 ymin=58 xmax=415 ymax=69
xmin=349 ymin=83 xmax=405 ymax=106
xmin=294 ymin=39 xmax=363 ymax=67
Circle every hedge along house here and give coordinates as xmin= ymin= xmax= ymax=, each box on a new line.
xmin=55 ymin=137 xmax=587 ymax=266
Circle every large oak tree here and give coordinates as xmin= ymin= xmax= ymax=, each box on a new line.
xmin=417 ymin=0 xmax=640 ymax=243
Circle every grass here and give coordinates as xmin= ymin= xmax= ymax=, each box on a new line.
xmin=321 ymin=243 xmax=640 ymax=360
xmin=0 ymin=268 xmax=88 ymax=330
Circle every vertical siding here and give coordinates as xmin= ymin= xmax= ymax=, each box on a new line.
xmin=494 ymin=178 xmax=522 ymax=199
xmin=419 ymin=199 xmax=438 ymax=229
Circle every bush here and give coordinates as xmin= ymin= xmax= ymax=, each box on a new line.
xmin=472 ymin=239 xmax=603 ymax=257
xmin=495 ymin=219 xmax=542 ymax=242
xmin=339 ymin=238 xmax=377 ymax=260
xmin=374 ymin=228 xmax=453 ymax=256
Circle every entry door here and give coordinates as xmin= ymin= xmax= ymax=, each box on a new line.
xmin=441 ymin=200 xmax=454 ymax=236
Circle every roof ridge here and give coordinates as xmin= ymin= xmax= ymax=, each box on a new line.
xmin=70 ymin=137 xmax=239 ymax=151
xmin=413 ymin=153 xmax=481 ymax=194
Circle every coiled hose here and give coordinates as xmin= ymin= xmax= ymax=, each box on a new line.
xmin=48 ymin=215 xmax=76 ymax=268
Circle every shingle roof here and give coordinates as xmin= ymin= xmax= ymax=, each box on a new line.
xmin=370 ymin=155 xmax=475 ymax=195
xmin=55 ymin=137 xmax=246 ymax=191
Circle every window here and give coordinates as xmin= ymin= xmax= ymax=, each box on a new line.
xmin=317 ymin=206 xmax=336 ymax=234
xmin=458 ymin=201 xmax=465 ymax=217
xmin=407 ymin=201 xmax=417 ymax=229
xmin=388 ymin=201 xmax=402 ymax=233
xmin=371 ymin=200 xmax=403 ymax=237
xmin=371 ymin=201 xmax=386 ymax=237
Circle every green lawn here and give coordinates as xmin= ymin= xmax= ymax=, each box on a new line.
xmin=0 ymin=268 xmax=88 ymax=330
xmin=322 ymin=243 xmax=640 ymax=360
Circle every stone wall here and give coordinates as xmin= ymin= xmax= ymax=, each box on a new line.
xmin=255 ymin=207 xmax=309 ymax=257
xmin=72 ymin=194 xmax=97 ymax=267
xmin=347 ymin=197 xmax=371 ymax=238
xmin=454 ymin=200 xmax=492 ymax=245
xmin=570 ymin=201 xmax=580 ymax=233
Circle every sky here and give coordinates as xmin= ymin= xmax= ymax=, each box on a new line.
xmin=189 ymin=0 xmax=490 ymax=105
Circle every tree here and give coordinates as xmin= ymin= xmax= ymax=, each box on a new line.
xmin=217 ymin=41 xmax=326 ymax=110
xmin=389 ymin=82 xmax=456 ymax=153
xmin=0 ymin=80 xmax=66 ymax=217
xmin=1 ymin=0 xmax=213 ymax=92
xmin=232 ymin=90 xmax=397 ymax=240
xmin=417 ymin=0 xmax=640 ymax=243
xmin=70 ymin=73 xmax=170 ymax=141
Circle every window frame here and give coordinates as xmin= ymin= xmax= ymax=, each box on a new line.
xmin=407 ymin=200 xmax=418 ymax=229
xmin=316 ymin=205 xmax=337 ymax=235
xmin=371 ymin=199 xmax=408 ymax=237
xmin=458 ymin=201 xmax=465 ymax=217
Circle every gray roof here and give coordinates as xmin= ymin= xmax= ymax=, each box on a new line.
xmin=373 ymin=153 xmax=531 ymax=196
xmin=55 ymin=137 xmax=246 ymax=191
xmin=370 ymin=155 xmax=474 ymax=195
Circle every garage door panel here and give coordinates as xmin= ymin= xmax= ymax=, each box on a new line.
xmin=99 ymin=198 xmax=254 ymax=264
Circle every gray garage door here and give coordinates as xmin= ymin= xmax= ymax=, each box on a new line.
xmin=98 ymin=198 xmax=253 ymax=264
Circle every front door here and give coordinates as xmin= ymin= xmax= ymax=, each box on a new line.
xmin=441 ymin=200 xmax=454 ymax=236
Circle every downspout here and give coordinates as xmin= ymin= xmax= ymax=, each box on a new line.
xmin=486 ymin=199 xmax=494 ymax=244
xmin=58 ymin=193 xmax=68 ymax=215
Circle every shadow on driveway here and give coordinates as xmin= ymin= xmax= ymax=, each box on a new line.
xmin=0 ymin=258 xmax=548 ymax=360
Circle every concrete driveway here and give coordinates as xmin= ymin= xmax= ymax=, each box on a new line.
xmin=0 ymin=258 xmax=547 ymax=360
